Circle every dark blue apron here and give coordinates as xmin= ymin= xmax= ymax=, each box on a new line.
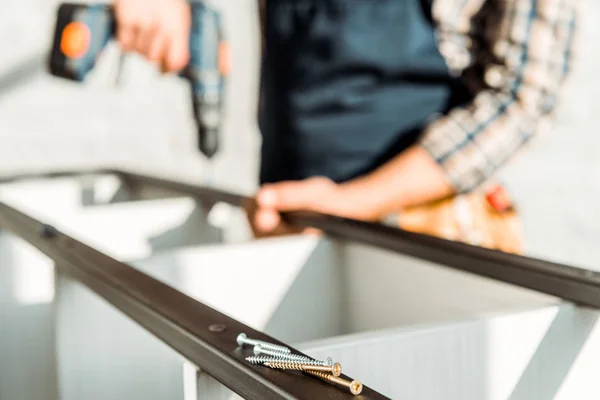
xmin=258 ymin=0 xmax=471 ymax=184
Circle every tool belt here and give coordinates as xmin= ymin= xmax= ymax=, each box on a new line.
xmin=397 ymin=184 xmax=523 ymax=255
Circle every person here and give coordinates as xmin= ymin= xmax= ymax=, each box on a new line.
xmin=114 ymin=0 xmax=577 ymax=251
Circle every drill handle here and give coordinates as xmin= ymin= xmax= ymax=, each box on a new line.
xmin=49 ymin=3 xmax=115 ymax=81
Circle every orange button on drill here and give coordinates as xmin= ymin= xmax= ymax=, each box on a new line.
xmin=60 ymin=22 xmax=91 ymax=59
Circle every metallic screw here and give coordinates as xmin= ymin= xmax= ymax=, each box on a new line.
xmin=254 ymin=345 xmax=333 ymax=366
xmin=265 ymin=361 xmax=342 ymax=377
xmin=305 ymin=370 xmax=363 ymax=395
xmin=237 ymin=333 xmax=291 ymax=354
xmin=246 ymin=356 xmax=330 ymax=367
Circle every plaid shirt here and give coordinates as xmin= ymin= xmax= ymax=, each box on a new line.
xmin=420 ymin=0 xmax=578 ymax=193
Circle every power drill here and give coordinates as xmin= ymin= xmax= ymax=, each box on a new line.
xmin=47 ymin=2 xmax=228 ymax=159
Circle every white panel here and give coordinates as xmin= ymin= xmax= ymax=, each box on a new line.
xmin=55 ymin=273 xmax=185 ymax=400
xmin=264 ymin=239 xmax=344 ymax=344
xmin=0 ymin=176 xmax=223 ymax=261
xmin=299 ymin=304 xmax=600 ymax=400
xmin=195 ymin=369 xmax=241 ymax=400
xmin=134 ymin=235 xmax=324 ymax=331
xmin=552 ymin=307 xmax=600 ymax=400
xmin=341 ymin=242 xmax=559 ymax=333
xmin=0 ymin=232 xmax=59 ymax=400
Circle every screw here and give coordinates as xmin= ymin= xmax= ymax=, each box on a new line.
xmin=246 ymin=356 xmax=333 ymax=367
xmin=304 ymin=370 xmax=363 ymax=395
xmin=237 ymin=333 xmax=291 ymax=354
xmin=265 ymin=360 xmax=342 ymax=377
xmin=254 ymin=345 xmax=332 ymax=366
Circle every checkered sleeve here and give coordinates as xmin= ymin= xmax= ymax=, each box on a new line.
xmin=420 ymin=0 xmax=578 ymax=193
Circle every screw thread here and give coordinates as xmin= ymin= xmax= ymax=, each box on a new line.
xmin=245 ymin=356 xmax=328 ymax=367
xmin=246 ymin=356 xmax=272 ymax=365
xmin=271 ymin=352 xmax=310 ymax=363
xmin=255 ymin=347 xmax=310 ymax=361
xmin=304 ymin=371 xmax=363 ymax=395
xmin=264 ymin=361 xmax=304 ymax=371
xmin=305 ymin=370 xmax=332 ymax=380
xmin=255 ymin=346 xmax=332 ymax=366
xmin=266 ymin=361 xmax=342 ymax=377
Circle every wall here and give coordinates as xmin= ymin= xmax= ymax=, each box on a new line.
xmin=0 ymin=0 xmax=597 ymax=266
xmin=499 ymin=0 xmax=600 ymax=270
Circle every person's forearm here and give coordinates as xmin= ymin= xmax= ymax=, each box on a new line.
xmin=340 ymin=146 xmax=454 ymax=219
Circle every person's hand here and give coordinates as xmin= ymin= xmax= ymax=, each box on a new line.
xmin=114 ymin=0 xmax=191 ymax=73
xmin=248 ymin=177 xmax=380 ymax=238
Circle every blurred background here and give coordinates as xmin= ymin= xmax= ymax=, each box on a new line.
xmin=0 ymin=0 xmax=597 ymax=270
xmin=0 ymin=0 xmax=262 ymax=194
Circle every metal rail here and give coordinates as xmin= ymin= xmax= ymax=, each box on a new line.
xmin=108 ymin=170 xmax=600 ymax=309
xmin=3 ymin=168 xmax=600 ymax=309
xmin=0 ymin=198 xmax=388 ymax=400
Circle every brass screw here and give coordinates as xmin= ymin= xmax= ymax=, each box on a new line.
xmin=304 ymin=370 xmax=363 ymax=395
xmin=264 ymin=361 xmax=343 ymax=377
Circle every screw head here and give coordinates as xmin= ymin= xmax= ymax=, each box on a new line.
xmin=253 ymin=344 xmax=262 ymax=356
xmin=208 ymin=324 xmax=227 ymax=333
xmin=350 ymin=380 xmax=363 ymax=395
xmin=236 ymin=333 xmax=247 ymax=346
xmin=39 ymin=223 xmax=58 ymax=239
xmin=332 ymin=362 xmax=342 ymax=377
xmin=325 ymin=356 xmax=333 ymax=366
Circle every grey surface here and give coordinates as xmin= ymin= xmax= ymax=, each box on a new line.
xmin=298 ymin=304 xmax=600 ymax=400
xmin=498 ymin=1 xmax=599 ymax=270
xmin=0 ymin=0 xmax=597 ymax=269
xmin=264 ymin=239 xmax=346 ymax=344
xmin=299 ymin=320 xmax=489 ymax=400
xmin=55 ymin=273 xmax=186 ymax=400
xmin=508 ymin=306 xmax=599 ymax=400
xmin=0 ymin=232 xmax=59 ymax=400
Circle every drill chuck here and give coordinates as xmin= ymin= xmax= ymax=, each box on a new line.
xmin=198 ymin=127 xmax=219 ymax=158
xmin=192 ymin=95 xmax=220 ymax=158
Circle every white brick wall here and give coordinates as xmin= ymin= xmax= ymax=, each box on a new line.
xmin=0 ymin=0 xmax=597 ymax=268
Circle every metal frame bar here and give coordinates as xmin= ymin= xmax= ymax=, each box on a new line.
xmin=107 ymin=170 xmax=600 ymax=309
xmin=3 ymin=169 xmax=600 ymax=309
xmin=3 ymin=168 xmax=600 ymax=309
xmin=0 ymin=196 xmax=387 ymax=400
